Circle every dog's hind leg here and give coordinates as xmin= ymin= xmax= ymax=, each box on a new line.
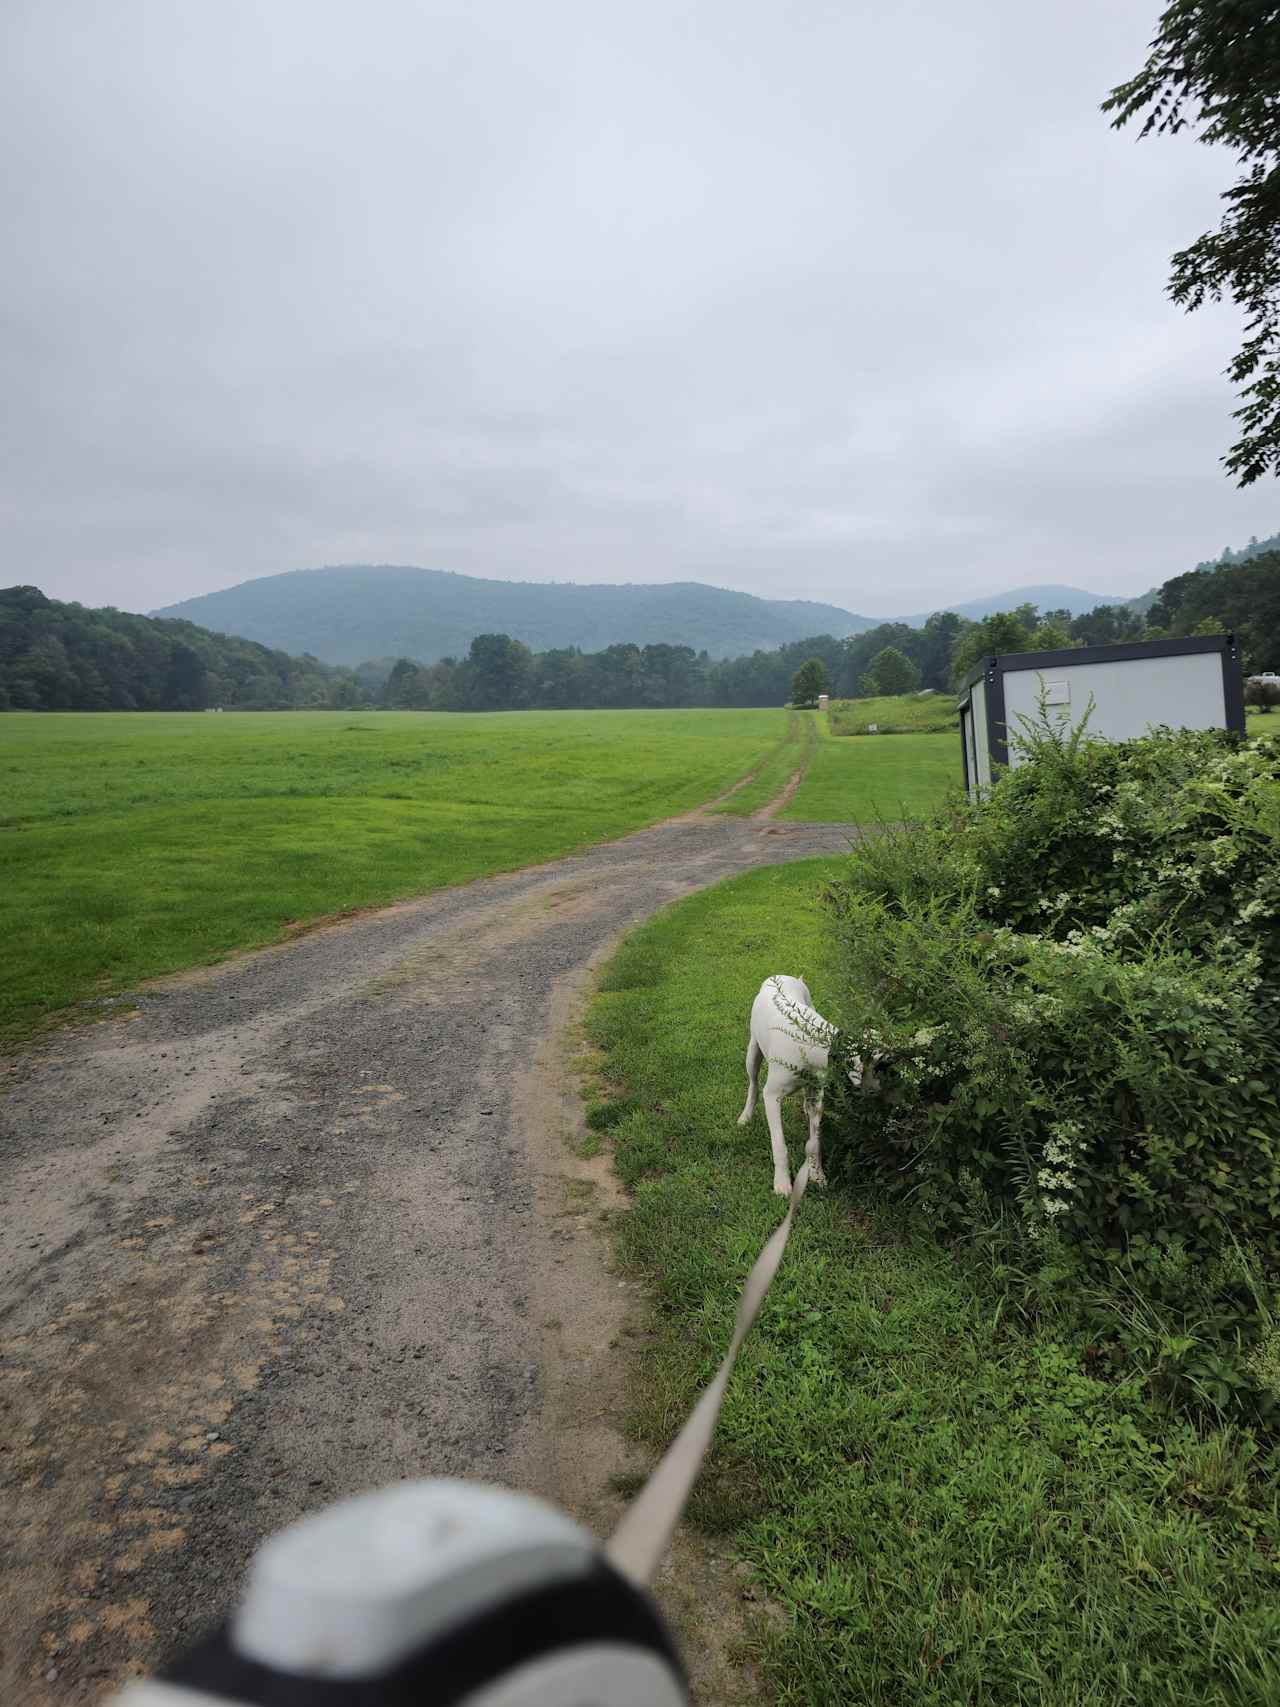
xmin=764 ymin=1083 xmax=791 ymax=1195
xmin=737 ymin=1035 xmax=762 ymax=1126
xmin=804 ymin=1090 xmax=827 ymax=1189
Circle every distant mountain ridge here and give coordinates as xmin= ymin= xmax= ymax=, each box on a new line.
xmin=152 ymin=566 xmax=875 ymax=665
xmin=897 ymin=583 xmax=1120 ymax=626
xmin=152 ymin=565 xmax=1131 ymax=667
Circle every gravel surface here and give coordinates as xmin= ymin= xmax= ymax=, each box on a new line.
xmin=0 ymin=804 xmax=851 ymax=1702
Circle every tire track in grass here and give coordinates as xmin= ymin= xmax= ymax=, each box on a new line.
xmin=713 ymin=712 xmax=818 ymax=818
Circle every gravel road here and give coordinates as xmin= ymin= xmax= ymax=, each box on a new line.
xmin=0 ymin=800 xmax=850 ymax=1702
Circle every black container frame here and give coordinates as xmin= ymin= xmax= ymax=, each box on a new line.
xmin=956 ymin=632 xmax=1245 ymax=791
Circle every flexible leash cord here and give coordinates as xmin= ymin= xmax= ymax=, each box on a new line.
xmin=605 ymin=1161 xmax=811 ymax=1586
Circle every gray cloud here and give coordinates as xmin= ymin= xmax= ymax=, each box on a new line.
xmin=2 ymin=0 xmax=1275 ymax=618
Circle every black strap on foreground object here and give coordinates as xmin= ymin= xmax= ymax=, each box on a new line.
xmin=167 ymin=1559 xmax=681 ymax=1707
xmin=109 ymin=1166 xmax=814 ymax=1707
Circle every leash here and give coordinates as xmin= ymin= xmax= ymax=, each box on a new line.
xmin=110 ymin=1164 xmax=813 ymax=1707
xmin=605 ymin=1161 xmax=810 ymax=1586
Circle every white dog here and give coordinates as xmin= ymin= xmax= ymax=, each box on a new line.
xmin=738 ymin=975 xmax=858 ymax=1195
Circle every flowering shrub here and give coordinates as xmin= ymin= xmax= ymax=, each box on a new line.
xmin=824 ymin=719 xmax=1280 ymax=1418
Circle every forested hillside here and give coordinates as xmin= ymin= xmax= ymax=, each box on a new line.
xmin=154 ymin=566 xmax=1125 ymax=663
xmin=6 ymin=545 xmax=1277 ymax=713
xmin=152 ymin=565 xmax=871 ymax=664
xmin=1149 ymin=549 xmax=1280 ymax=668
xmin=0 ymin=586 xmax=362 ymax=711
xmin=1190 ymin=531 xmax=1280 ymax=576
xmin=374 ymin=547 xmax=1280 ymax=708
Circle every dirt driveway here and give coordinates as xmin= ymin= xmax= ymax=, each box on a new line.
xmin=0 ymin=799 xmax=850 ymax=1702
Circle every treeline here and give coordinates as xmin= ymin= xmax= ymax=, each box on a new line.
xmin=372 ymin=606 xmax=1131 ymax=711
xmin=849 ymin=545 xmax=1280 ymax=700
xmin=938 ymin=548 xmax=1280 ymax=689
xmin=372 ymin=604 xmax=1130 ymax=711
xmin=5 ymin=546 xmax=1277 ymax=714
xmin=376 ymin=550 xmax=1280 ymax=712
xmin=0 ymin=586 xmax=363 ymax=711
xmin=377 ymin=632 xmax=863 ymax=710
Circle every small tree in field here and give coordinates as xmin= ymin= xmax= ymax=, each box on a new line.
xmin=860 ymin=645 xmax=921 ymax=698
xmin=791 ymin=658 xmax=829 ymax=706
xmin=1245 ymin=679 xmax=1280 ymax=713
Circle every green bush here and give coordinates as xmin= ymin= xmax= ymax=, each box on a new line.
xmin=824 ymin=718 xmax=1280 ymax=1420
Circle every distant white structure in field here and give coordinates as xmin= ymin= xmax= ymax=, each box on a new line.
xmin=957 ymin=634 xmax=1245 ymax=800
xmin=817 ymin=692 xmax=829 ymax=713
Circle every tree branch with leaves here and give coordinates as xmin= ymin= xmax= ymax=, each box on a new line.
xmin=1104 ymin=1 xmax=1280 ymax=483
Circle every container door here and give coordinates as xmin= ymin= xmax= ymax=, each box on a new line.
xmin=960 ymin=701 xmax=978 ymax=799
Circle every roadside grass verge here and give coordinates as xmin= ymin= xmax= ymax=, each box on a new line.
xmin=0 ymin=707 xmax=786 ymax=1039
xmin=829 ymin=692 xmax=959 ymax=736
xmin=587 ymin=860 xmax=1280 ymax=1706
xmin=712 ymin=712 xmax=817 ymax=816
xmin=781 ymin=718 xmax=959 ymax=822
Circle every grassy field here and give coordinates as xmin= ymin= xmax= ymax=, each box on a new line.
xmin=0 ymin=707 xmax=796 ymax=1039
xmin=829 ymin=692 xmax=959 ymax=736
xmin=782 ymin=714 xmax=960 ymax=821
xmin=587 ymin=862 xmax=1280 ymax=1706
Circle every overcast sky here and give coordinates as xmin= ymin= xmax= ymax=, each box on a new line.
xmin=3 ymin=0 xmax=1276 ymax=619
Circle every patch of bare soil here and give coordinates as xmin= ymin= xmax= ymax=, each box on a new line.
xmin=753 ymin=767 xmax=806 ymax=819
xmin=508 ymin=945 xmax=768 ymax=1706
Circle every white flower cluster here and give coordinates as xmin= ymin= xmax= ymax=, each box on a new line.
xmin=1036 ymin=1119 xmax=1085 ymax=1220
xmin=1200 ymin=835 xmax=1242 ymax=878
xmin=1041 ymin=931 xmax=1095 ymax=959
xmin=1035 ymin=891 xmax=1074 ymax=913
xmin=871 ymin=1024 xmax=952 ymax=1090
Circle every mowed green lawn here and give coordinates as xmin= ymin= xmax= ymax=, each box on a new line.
xmin=0 ymin=708 xmax=789 ymax=1038
xmin=782 ymin=714 xmax=960 ymax=821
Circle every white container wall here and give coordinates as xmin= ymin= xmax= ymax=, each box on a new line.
xmin=958 ymin=635 xmax=1244 ymax=800
xmin=1001 ymin=650 xmax=1227 ymax=759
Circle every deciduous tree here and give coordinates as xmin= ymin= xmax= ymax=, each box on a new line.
xmin=860 ymin=645 xmax=921 ymax=697
xmin=791 ymin=657 xmax=829 ymax=706
xmin=949 ymin=611 xmax=1035 ymax=689
xmin=1105 ymin=2 xmax=1280 ymax=482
